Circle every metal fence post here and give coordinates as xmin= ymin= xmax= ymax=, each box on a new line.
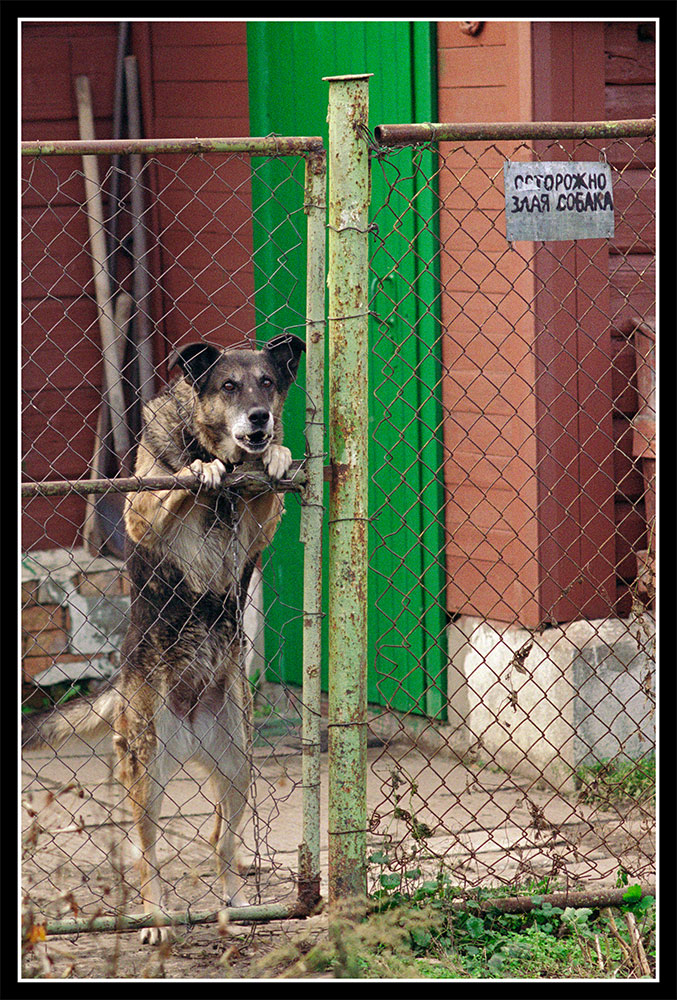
xmin=324 ymin=73 xmax=372 ymax=906
xmin=298 ymin=149 xmax=327 ymax=912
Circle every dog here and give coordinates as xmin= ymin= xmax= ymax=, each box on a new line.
xmin=23 ymin=333 xmax=305 ymax=943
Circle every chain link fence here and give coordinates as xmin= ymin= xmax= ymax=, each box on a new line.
xmin=364 ymin=125 xmax=655 ymax=899
xmin=21 ymin=139 xmax=325 ymax=940
xmin=21 ymin=113 xmax=656 ymax=957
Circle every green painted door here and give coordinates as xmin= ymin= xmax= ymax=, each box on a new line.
xmin=247 ymin=20 xmax=447 ymax=719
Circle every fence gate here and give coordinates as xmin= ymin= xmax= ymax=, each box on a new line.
xmin=363 ymin=118 xmax=656 ymax=901
xmin=21 ymin=134 xmax=326 ymax=944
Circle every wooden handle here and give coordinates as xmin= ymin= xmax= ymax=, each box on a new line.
xmin=75 ymin=75 xmax=131 ymax=465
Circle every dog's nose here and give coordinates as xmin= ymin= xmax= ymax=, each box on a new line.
xmin=248 ymin=408 xmax=270 ymax=428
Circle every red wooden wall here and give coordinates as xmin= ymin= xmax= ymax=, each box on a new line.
xmin=437 ymin=22 xmax=542 ymax=626
xmin=132 ymin=22 xmax=256 ymax=354
xmin=531 ymin=21 xmax=617 ymax=624
xmin=605 ymin=22 xmax=656 ymax=614
xmin=21 ymin=21 xmax=252 ymax=551
xmin=23 ymin=22 xmax=120 ymax=550
xmin=437 ymin=20 xmax=655 ymax=626
xmin=21 ymin=20 xmax=655 ymax=627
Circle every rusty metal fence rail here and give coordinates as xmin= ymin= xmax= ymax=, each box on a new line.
xmin=21 ymin=135 xmax=326 ymax=940
xmin=363 ymin=120 xmax=656 ymax=900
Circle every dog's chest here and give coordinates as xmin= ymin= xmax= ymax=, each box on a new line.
xmin=162 ymin=490 xmax=258 ymax=596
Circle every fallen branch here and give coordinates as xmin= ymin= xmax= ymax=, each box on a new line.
xmin=603 ymin=907 xmax=633 ymax=966
xmin=452 ymin=884 xmax=656 ymax=915
xmin=593 ymin=933 xmax=605 ymax=972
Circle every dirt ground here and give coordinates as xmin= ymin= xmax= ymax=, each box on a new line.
xmin=21 ymin=719 xmax=655 ymax=981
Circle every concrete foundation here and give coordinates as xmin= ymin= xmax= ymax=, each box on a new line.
xmin=445 ymin=613 xmax=656 ymax=787
xmin=22 ymin=547 xmax=266 ymax=688
xmin=21 ymin=547 xmax=129 ymax=687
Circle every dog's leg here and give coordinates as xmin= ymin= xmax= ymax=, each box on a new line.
xmin=209 ymin=786 xmax=254 ymax=879
xmin=200 ymin=674 xmax=253 ymax=908
xmin=209 ymin=765 xmax=251 ymax=907
xmin=208 ymin=800 xmax=222 ymax=858
xmin=113 ymin=703 xmax=172 ymax=945
xmin=134 ymin=773 xmax=170 ymax=945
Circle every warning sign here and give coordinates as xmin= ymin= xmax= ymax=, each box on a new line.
xmin=503 ymin=161 xmax=615 ymax=242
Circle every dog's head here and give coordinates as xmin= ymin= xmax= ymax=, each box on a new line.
xmin=168 ymin=334 xmax=305 ymax=461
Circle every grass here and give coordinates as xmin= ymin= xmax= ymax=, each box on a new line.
xmin=575 ymin=753 xmax=656 ymax=806
xmin=369 ymin=873 xmax=655 ymax=979
xmin=246 ymin=875 xmax=656 ymax=980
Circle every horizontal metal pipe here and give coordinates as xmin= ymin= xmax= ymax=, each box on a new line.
xmin=42 ymin=901 xmax=309 ymax=936
xmin=21 ymin=136 xmax=325 ymax=157
xmin=374 ymin=119 xmax=656 ymax=146
xmin=21 ymin=460 xmax=307 ymax=498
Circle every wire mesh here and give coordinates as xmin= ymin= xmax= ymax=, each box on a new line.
xmin=365 ymin=131 xmax=656 ymax=898
xmin=21 ymin=147 xmax=319 ymax=936
xmin=21 ymin=123 xmax=657 ymax=938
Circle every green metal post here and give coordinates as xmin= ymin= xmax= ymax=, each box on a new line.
xmin=324 ymin=74 xmax=371 ymax=906
xmin=298 ymin=150 xmax=327 ymax=911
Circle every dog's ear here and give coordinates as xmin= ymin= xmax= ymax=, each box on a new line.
xmin=168 ymin=342 xmax=222 ymax=392
xmin=264 ymin=334 xmax=306 ymax=390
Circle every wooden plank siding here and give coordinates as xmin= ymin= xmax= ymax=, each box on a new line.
xmin=437 ymin=21 xmax=541 ymax=625
xmin=531 ymin=21 xmax=617 ymax=624
xmin=128 ymin=21 xmax=255 ymax=353
xmin=437 ymin=20 xmax=654 ymax=626
xmin=22 ymin=22 xmax=119 ymax=549
xmin=21 ymin=21 xmax=252 ymax=551
xmin=604 ymin=21 xmax=656 ymax=614
xmin=21 ymin=14 xmax=655 ymax=635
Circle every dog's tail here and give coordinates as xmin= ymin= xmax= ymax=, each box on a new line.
xmin=22 ymin=682 xmax=118 ymax=752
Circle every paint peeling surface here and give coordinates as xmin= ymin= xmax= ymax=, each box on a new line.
xmin=326 ymin=75 xmax=371 ymax=904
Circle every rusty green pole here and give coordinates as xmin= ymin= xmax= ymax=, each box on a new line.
xmin=323 ymin=74 xmax=372 ymax=907
xmin=298 ymin=149 xmax=327 ymax=912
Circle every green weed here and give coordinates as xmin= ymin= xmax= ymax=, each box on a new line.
xmin=21 ymin=679 xmax=90 ymax=716
xmin=245 ymin=876 xmax=655 ymax=979
xmin=575 ymin=753 xmax=655 ymax=806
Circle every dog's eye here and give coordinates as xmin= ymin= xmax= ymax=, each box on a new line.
xmin=222 ymin=380 xmax=236 ymax=392
xmin=260 ymin=376 xmax=273 ymax=388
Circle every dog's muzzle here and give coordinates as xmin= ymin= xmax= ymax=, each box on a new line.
xmin=237 ymin=408 xmax=273 ymax=453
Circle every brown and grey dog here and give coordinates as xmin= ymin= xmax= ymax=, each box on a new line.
xmin=23 ymin=333 xmax=305 ymax=943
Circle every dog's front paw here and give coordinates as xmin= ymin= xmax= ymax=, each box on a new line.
xmin=262 ymin=444 xmax=292 ymax=481
xmin=189 ymin=458 xmax=227 ymax=489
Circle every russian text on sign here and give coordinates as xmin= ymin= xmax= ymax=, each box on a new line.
xmin=503 ymin=161 xmax=615 ymax=242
